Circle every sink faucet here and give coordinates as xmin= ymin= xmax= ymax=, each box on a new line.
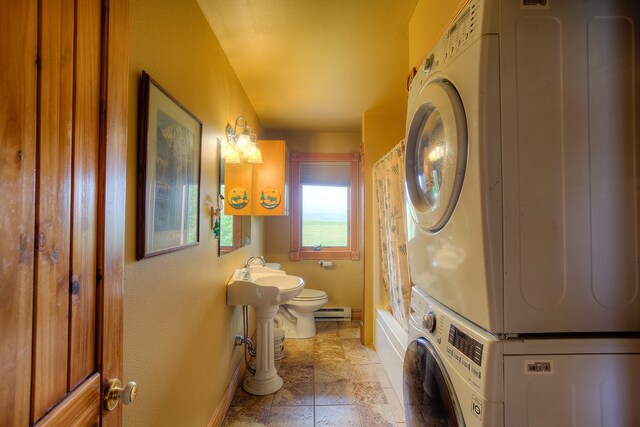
xmin=241 ymin=268 xmax=251 ymax=281
xmin=246 ymin=255 xmax=265 ymax=268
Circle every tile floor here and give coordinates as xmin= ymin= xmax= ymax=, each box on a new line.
xmin=222 ymin=321 xmax=406 ymax=427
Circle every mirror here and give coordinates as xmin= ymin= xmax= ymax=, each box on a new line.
xmin=219 ymin=139 xmax=251 ymax=256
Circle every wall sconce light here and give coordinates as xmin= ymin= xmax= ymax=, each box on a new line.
xmin=224 ymin=116 xmax=262 ymax=164
xmin=244 ymin=133 xmax=263 ymax=164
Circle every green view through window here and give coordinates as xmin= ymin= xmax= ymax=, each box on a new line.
xmin=301 ymin=185 xmax=348 ymax=247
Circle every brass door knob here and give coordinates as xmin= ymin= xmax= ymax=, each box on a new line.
xmin=104 ymin=378 xmax=138 ymax=411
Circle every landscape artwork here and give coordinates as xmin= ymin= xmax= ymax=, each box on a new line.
xmin=137 ymin=71 xmax=202 ymax=259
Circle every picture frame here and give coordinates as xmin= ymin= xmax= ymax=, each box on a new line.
xmin=136 ymin=71 xmax=202 ymax=260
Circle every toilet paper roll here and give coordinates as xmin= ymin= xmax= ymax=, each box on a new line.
xmin=319 ymin=260 xmax=334 ymax=268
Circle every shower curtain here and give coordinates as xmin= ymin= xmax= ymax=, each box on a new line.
xmin=373 ymin=141 xmax=411 ymax=331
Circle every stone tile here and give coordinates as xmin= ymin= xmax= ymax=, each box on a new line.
xmin=283 ymin=341 xmax=314 ymax=363
xmin=272 ymin=381 xmax=314 ymax=406
xmin=315 ymin=330 xmax=341 ymax=342
xmin=372 ymin=363 xmax=392 ymax=388
xmin=314 ymin=361 xmax=350 ymax=383
xmin=345 ymin=347 xmax=372 ymax=365
xmin=383 ymin=388 xmax=406 ymax=423
xmin=267 ymin=406 xmax=314 ymax=427
xmin=315 ymin=405 xmax=361 ymax=427
xmin=278 ymin=362 xmax=314 ymax=383
xmin=314 ymin=381 xmax=356 ymax=405
xmin=314 ymin=337 xmax=343 ymax=348
xmin=223 ymin=320 xmax=405 ymax=426
xmin=338 ymin=327 xmax=361 ymax=339
xmin=357 ymin=404 xmax=398 ymax=427
xmin=315 ymin=340 xmax=343 ymax=352
xmin=282 ymin=353 xmax=312 ymax=364
xmin=222 ymin=405 xmax=269 ymax=427
xmin=341 ymin=338 xmax=364 ymax=350
xmin=366 ymin=347 xmax=381 ymax=363
xmin=230 ymin=385 xmax=274 ymax=409
xmin=340 ymin=320 xmax=362 ymax=329
xmin=316 ymin=321 xmax=339 ymax=330
xmin=285 ymin=339 xmax=314 ymax=354
xmin=314 ymin=345 xmax=346 ymax=362
xmin=353 ymin=382 xmax=388 ymax=404
xmin=348 ymin=365 xmax=380 ymax=383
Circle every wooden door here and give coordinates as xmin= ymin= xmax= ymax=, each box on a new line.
xmin=0 ymin=0 xmax=128 ymax=425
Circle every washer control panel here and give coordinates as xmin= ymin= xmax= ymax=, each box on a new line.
xmin=448 ymin=325 xmax=484 ymax=367
xmin=409 ymin=0 xmax=484 ymax=95
xmin=423 ymin=311 xmax=437 ymax=332
xmin=431 ymin=0 xmax=482 ymax=73
xmin=443 ymin=324 xmax=485 ymax=382
xmin=410 ymin=287 xmax=496 ymax=387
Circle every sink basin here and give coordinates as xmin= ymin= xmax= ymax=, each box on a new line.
xmin=226 ymin=268 xmax=305 ymax=395
xmin=227 ymin=269 xmax=304 ymax=308
xmin=248 ymin=265 xmax=285 ymax=277
xmin=253 ymin=275 xmax=304 ymax=303
xmin=264 ymin=262 xmax=281 ymax=270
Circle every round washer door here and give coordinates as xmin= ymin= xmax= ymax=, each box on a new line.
xmin=405 ymin=81 xmax=467 ymax=233
xmin=403 ymin=337 xmax=465 ymax=426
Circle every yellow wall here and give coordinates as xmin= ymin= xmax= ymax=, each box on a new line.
xmin=408 ymin=0 xmax=467 ymax=70
xmin=360 ymin=2 xmax=464 ymax=346
xmin=262 ymin=132 xmax=363 ymax=310
xmin=125 ymin=0 xmax=263 ymax=425
xmin=361 ymin=112 xmax=406 ymax=345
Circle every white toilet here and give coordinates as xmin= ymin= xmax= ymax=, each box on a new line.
xmin=275 ymin=289 xmax=328 ymax=339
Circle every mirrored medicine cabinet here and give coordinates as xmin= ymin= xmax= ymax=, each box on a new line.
xmin=218 ymin=138 xmax=251 ymax=256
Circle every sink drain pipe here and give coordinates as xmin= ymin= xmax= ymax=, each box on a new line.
xmin=234 ymin=305 xmax=256 ymax=375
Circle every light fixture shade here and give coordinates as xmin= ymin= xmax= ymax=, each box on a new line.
xmin=235 ymin=130 xmax=251 ymax=153
xmin=245 ymin=142 xmax=262 ymax=163
xmin=220 ymin=139 xmax=234 ymax=159
xmin=247 ymin=149 xmax=263 ymax=164
xmin=225 ymin=148 xmax=241 ymax=163
xmin=224 ymin=116 xmax=260 ymax=162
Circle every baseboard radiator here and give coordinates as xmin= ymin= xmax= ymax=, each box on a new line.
xmin=315 ymin=307 xmax=352 ymax=320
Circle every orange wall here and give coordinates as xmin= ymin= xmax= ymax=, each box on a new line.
xmin=408 ymin=0 xmax=467 ymax=70
xmin=363 ymin=0 xmax=467 ymax=346
xmin=361 ymin=111 xmax=406 ymax=344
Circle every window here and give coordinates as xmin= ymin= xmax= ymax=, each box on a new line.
xmin=219 ymin=184 xmax=247 ymax=255
xmin=290 ymin=152 xmax=360 ymax=260
xmin=302 ymin=185 xmax=348 ymax=247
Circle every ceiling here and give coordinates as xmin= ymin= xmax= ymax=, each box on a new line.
xmin=197 ymin=0 xmax=418 ymax=133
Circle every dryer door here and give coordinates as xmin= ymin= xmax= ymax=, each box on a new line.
xmin=405 ymin=81 xmax=467 ymax=233
xmin=403 ymin=337 xmax=465 ymax=426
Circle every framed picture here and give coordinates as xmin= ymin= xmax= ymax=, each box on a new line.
xmin=136 ymin=71 xmax=202 ymax=260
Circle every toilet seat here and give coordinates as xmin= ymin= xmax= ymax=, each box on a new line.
xmin=290 ymin=289 xmax=327 ymax=302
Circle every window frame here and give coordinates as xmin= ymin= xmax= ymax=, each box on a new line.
xmin=289 ymin=152 xmax=360 ymax=261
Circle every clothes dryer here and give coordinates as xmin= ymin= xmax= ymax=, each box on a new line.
xmin=405 ymin=0 xmax=640 ymax=334
xmin=404 ymin=287 xmax=640 ymax=426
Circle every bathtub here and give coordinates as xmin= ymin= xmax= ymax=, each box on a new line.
xmin=375 ymin=307 xmax=408 ymax=403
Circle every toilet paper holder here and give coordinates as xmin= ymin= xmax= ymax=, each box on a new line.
xmin=318 ymin=260 xmax=334 ymax=268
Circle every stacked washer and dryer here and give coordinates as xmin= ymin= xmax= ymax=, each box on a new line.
xmin=402 ymin=0 xmax=640 ymax=425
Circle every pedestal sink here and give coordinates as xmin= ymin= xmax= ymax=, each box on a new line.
xmin=227 ymin=268 xmax=304 ymax=395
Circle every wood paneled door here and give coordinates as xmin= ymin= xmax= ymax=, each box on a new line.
xmin=0 ymin=0 xmax=129 ymax=425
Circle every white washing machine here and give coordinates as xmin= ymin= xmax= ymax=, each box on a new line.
xmin=404 ymin=287 xmax=640 ymax=426
xmin=405 ymin=0 xmax=640 ymax=334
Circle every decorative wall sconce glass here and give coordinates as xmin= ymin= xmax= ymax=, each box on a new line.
xmin=244 ymin=133 xmax=263 ymax=163
xmin=224 ymin=116 xmax=262 ymax=164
